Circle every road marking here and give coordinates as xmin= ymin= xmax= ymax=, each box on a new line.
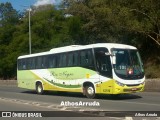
xmin=32 ymin=102 xmax=40 ymax=106
xmin=60 ymin=107 xmax=67 ymax=110
xmin=110 ymin=117 xmax=125 ymax=120
xmin=47 ymin=104 xmax=57 ymax=108
xmin=125 ymin=117 xmax=133 ymax=120
xmin=79 ymin=109 xmax=85 ymax=111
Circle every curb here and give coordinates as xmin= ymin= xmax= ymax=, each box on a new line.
xmin=0 ymin=80 xmax=17 ymax=86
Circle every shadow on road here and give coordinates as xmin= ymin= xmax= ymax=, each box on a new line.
xmin=21 ymin=90 xmax=142 ymax=100
xmin=22 ymin=90 xmax=85 ymax=97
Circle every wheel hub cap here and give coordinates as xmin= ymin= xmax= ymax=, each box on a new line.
xmin=87 ymin=87 xmax=94 ymax=95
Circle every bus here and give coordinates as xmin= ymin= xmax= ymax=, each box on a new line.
xmin=17 ymin=43 xmax=145 ymax=98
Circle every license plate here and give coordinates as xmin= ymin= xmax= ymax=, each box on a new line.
xmin=132 ymin=88 xmax=137 ymax=91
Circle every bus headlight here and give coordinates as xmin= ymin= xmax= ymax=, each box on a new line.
xmin=116 ymin=81 xmax=125 ymax=87
xmin=141 ymin=81 xmax=145 ymax=85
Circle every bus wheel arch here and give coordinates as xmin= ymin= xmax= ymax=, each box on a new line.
xmin=83 ymin=82 xmax=95 ymax=99
xmin=36 ymin=81 xmax=44 ymax=95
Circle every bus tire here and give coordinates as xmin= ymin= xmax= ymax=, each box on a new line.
xmin=85 ymin=85 xmax=95 ymax=99
xmin=36 ymin=83 xmax=44 ymax=95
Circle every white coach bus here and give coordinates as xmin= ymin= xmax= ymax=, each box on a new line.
xmin=17 ymin=43 xmax=145 ymax=98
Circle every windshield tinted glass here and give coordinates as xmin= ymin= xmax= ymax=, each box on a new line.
xmin=112 ymin=48 xmax=144 ymax=80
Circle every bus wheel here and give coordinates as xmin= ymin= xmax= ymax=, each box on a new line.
xmin=36 ymin=83 xmax=43 ymax=95
xmin=85 ymin=85 xmax=95 ymax=99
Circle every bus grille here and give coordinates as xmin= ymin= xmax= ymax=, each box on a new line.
xmin=126 ymin=84 xmax=140 ymax=87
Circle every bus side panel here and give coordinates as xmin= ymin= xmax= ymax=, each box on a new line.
xmin=17 ymin=70 xmax=61 ymax=91
xmin=17 ymin=70 xmax=37 ymax=90
xmin=17 ymin=67 xmax=100 ymax=93
xmin=45 ymin=67 xmax=98 ymax=93
xmin=95 ymin=79 xmax=114 ymax=94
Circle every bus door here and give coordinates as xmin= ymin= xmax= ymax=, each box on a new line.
xmin=94 ymin=48 xmax=113 ymax=94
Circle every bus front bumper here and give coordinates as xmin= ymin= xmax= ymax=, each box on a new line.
xmin=112 ymin=83 xmax=145 ymax=94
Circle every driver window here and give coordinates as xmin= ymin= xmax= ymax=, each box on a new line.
xmin=94 ymin=48 xmax=112 ymax=78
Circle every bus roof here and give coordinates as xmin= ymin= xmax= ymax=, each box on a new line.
xmin=18 ymin=43 xmax=137 ymax=59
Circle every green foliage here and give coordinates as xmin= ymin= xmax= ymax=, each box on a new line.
xmin=0 ymin=2 xmax=19 ymax=25
xmin=66 ymin=0 xmax=160 ymax=78
xmin=0 ymin=2 xmax=19 ymax=79
xmin=145 ymin=65 xmax=160 ymax=78
xmin=0 ymin=1 xmax=160 ymax=79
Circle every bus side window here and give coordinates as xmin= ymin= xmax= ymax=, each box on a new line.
xmin=41 ymin=57 xmax=45 ymax=69
xmin=80 ymin=49 xmax=94 ymax=68
xmin=73 ymin=51 xmax=79 ymax=66
xmin=49 ymin=55 xmax=57 ymax=68
xmin=59 ymin=53 xmax=67 ymax=67
xmin=36 ymin=57 xmax=42 ymax=69
xmin=31 ymin=57 xmax=36 ymax=69
xmin=22 ymin=59 xmax=26 ymax=70
xmin=28 ymin=57 xmax=35 ymax=69
xmin=68 ymin=52 xmax=73 ymax=67
xmin=26 ymin=58 xmax=30 ymax=70
xmin=49 ymin=55 xmax=53 ymax=68
xmin=18 ymin=59 xmax=22 ymax=70
xmin=80 ymin=50 xmax=87 ymax=66
xmin=87 ymin=50 xmax=94 ymax=67
xmin=42 ymin=56 xmax=48 ymax=69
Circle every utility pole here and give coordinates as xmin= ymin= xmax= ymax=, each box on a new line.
xmin=28 ymin=8 xmax=31 ymax=54
xmin=21 ymin=5 xmax=32 ymax=54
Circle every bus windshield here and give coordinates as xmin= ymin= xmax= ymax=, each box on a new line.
xmin=112 ymin=48 xmax=144 ymax=80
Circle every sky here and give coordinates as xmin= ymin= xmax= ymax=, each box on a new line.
xmin=0 ymin=0 xmax=62 ymax=11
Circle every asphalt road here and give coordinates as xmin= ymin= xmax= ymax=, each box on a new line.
xmin=0 ymin=86 xmax=160 ymax=120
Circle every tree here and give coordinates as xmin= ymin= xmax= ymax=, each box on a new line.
xmin=65 ymin=0 xmax=160 ymax=78
xmin=105 ymin=0 xmax=160 ymax=46
xmin=0 ymin=1 xmax=160 ymax=78
xmin=65 ymin=0 xmax=160 ymax=46
xmin=0 ymin=2 xmax=19 ymax=45
xmin=0 ymin=2 xmax=19 ymax=25
xmin=0 ymin=2 xmax=19 ymax=79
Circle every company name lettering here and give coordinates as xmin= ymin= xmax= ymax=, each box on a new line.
xmin=60 ymin=101 xmax=100 ymax=107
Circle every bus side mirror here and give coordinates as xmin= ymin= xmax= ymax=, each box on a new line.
xmin=105 ymin=52 xmax=110 ymax=56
